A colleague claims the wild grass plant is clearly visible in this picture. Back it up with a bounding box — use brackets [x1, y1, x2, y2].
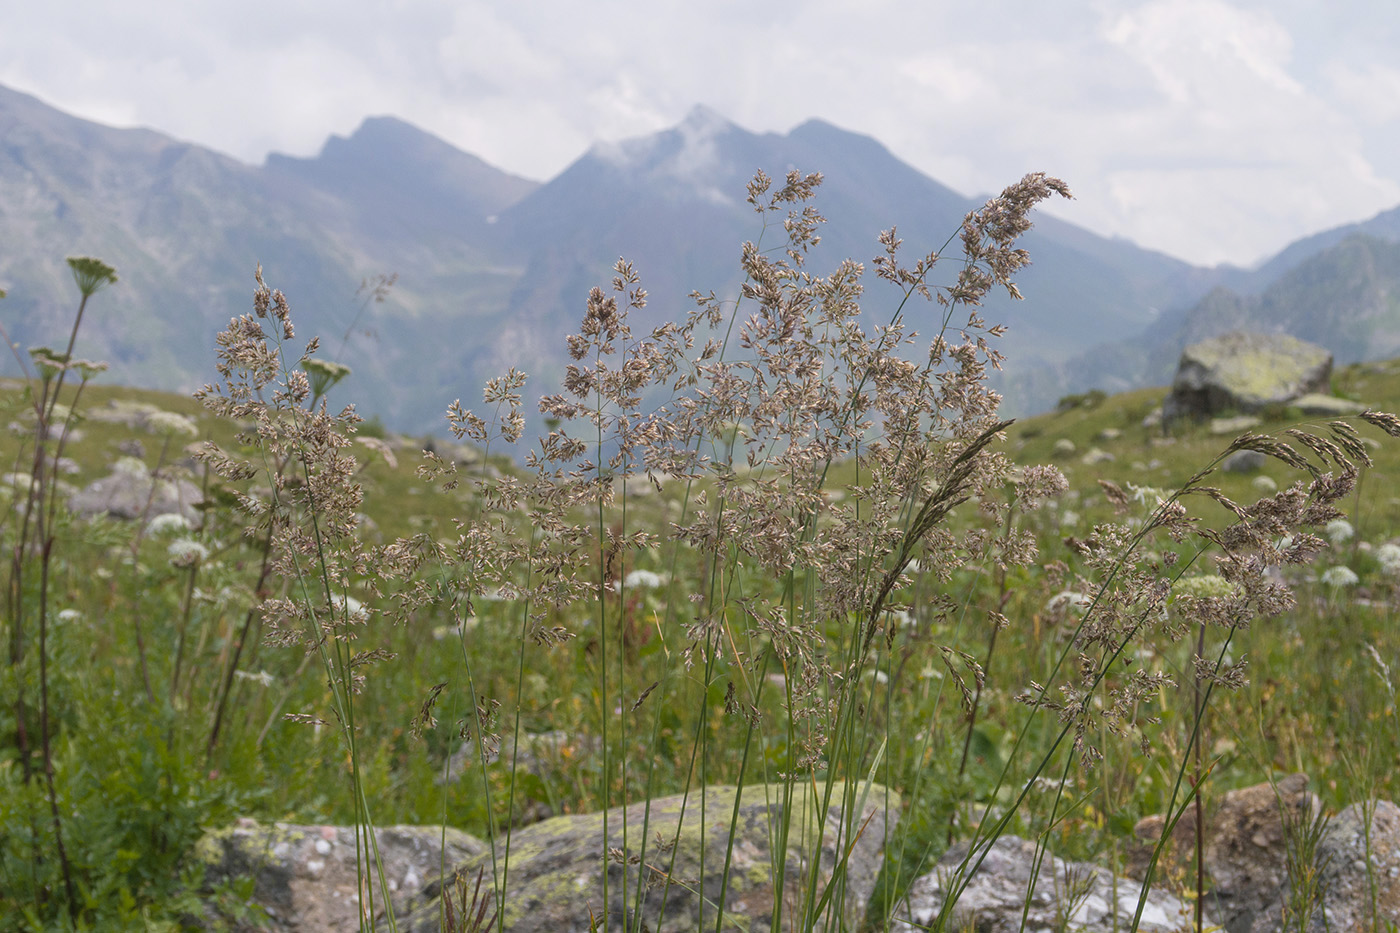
[2, 171, 1399, 932]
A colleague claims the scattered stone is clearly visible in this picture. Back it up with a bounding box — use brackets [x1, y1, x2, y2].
[88, 399, 164, 428]
[1252, 475, 1278, 494]
[1142, 407, 1164, 429]
[1052, 438, 1076, 457]
[1081, 447, 1116, 466]
[394, 783, 899, 933]
[68, 460, 203, 525]
[894, 835, 1201, 933]
[1224, 450, 1267, 473]
[1098, 428, 1122, 441]
[1164, 333, 1332, 422]
[441, 729, 599, 783]
[118, 438, 146, 458]
[199, 820, 486, 933]
[1211, 415, 1263, 436]
[1289, 393, 1366, 416]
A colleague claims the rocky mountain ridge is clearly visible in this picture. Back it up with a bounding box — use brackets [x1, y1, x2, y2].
[3, 84, 1399, 431]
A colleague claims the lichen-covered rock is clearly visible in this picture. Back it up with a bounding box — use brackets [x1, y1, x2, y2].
[393, 782, 899, 933]
[893, 835, 1200, 932]
[1164, 333, 1332, 421]
[199, 819, 486, 932]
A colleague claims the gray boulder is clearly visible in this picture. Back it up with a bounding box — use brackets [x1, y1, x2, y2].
[1164, 333, 1332, 421]
[894, 835, 1200, 932]
[1305, 799, 1400, 932]
[198, 819, 486, 932]
[394, 782, 899, 933]
[1289, 393, 1366, 416]
[68, 457, 203, 524]
[1224, 450, 1268, 473]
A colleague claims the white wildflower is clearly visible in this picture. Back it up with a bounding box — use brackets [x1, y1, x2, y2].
[1252, 475, 1278, 494]
[623, 569, 666, 590]
[1326, 519, 1355, 546]
[233, 669, 275, 687]
[1127, 484, 1167, 506]
[884, 608, 913, 630]
[1321, 566, 1359, 588]
[1174, 575, 1241, 600]
[1045, 591, 1091, 614]
[167, 538, 208, 567]
[330, 594, 370, 622]
[145, 410, 199, 438]
[114, 457, 149, 477]
[1376, 543, 1400, 576]
[147, 513, 192, 536]
[2, 472, 35, 492]
[56, 609, 82, 625]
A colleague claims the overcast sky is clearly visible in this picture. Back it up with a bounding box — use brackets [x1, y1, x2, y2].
[4, 0, 1398, 268]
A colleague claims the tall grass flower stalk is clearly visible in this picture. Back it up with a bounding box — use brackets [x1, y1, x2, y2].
[187, 170, 1400, 933]
[0, 257, 115, 921]
[195, 268, 424, 932]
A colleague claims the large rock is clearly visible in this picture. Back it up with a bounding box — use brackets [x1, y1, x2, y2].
[1205, 773, 1318, 933]
[393, 782, 899, 933]
[198, 819, 486, 932]
[1163, 333, 1332, 421]
[68, 457, 203, 524]
[894, 835, 1201, 932]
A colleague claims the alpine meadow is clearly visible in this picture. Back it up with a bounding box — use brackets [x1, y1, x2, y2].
[3, 166, 1400, 933]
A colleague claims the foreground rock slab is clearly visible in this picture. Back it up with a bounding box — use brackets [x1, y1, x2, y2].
[894, 835, 1201, 933]
[393, 782, 899, 933]
[199, 820, 485, 931]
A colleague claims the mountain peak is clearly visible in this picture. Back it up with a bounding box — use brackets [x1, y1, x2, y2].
[677, 104, 736, 136]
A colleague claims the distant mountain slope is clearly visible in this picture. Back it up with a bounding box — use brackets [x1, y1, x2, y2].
[486, 107, 1225, 397]
[1016, 233, 1400, 403]
[1224, 205, 1400, 296]
[0, 84, 539, 425]
[2, 85, 1358, 432]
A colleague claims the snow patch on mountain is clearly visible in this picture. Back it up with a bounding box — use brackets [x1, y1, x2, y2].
[591, 105, 735, 205]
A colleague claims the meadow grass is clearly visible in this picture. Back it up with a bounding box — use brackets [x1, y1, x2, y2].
[0, 173, 1397, 932]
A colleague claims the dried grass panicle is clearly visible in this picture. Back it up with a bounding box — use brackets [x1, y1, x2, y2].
[203, 165, 1400, 841]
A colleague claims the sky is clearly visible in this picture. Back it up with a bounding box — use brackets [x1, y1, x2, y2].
[4, 0, 1399, 268]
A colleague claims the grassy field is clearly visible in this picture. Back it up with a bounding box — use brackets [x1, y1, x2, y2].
[2, 181, 1398, 931]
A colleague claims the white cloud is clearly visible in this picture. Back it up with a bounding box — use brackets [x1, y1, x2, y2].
[1326, 61, 1400, 125]
[0, 0, 1397, 266]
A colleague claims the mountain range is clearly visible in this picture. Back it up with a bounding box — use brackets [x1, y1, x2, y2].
[2, 83, 1398, 433]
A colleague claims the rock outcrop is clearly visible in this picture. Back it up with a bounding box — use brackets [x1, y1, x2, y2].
[893, 835, 1200, 933]
[200, 777, 1400, 933]
[1163, 332, 1332, 422]
[198, 820, 485, 932]
[394, 782, 899, 933]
